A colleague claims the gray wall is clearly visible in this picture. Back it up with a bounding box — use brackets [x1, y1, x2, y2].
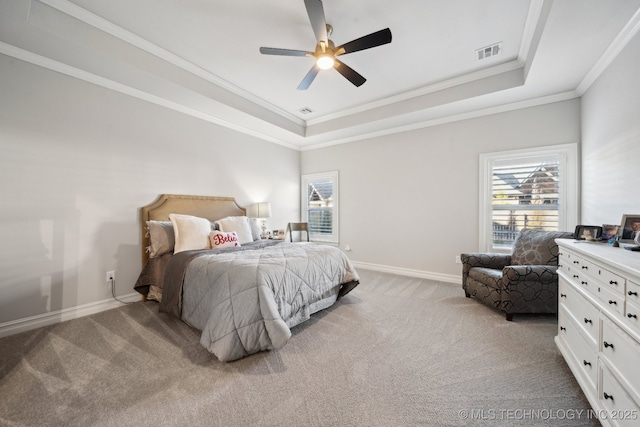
[301, 99, 581, 279]
[0, 54, 300, 325]
[581, 31, 640, 225]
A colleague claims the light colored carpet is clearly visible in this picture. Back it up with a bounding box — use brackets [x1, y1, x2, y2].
[0, 269, 597, 426]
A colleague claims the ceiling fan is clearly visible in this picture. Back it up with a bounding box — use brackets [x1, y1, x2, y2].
[259, 0, 392, 90]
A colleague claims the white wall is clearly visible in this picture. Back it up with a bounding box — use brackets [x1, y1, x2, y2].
[0, 54, 300, 325]
[301, 99, 581, 280]
[581, 31, 640, 225]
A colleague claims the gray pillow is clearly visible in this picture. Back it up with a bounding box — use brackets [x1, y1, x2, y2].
[511, 229, 572, 266]
[146, 220, 175, 257]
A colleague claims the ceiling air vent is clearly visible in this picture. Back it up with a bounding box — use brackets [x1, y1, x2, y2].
[475, 42, 502, 61]
[298, 107, 314, 114]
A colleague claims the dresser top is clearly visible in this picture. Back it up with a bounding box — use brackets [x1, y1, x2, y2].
[557, 238, 640, 282]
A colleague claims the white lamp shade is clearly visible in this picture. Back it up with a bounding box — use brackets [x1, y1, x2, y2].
[255, 202, 272, 219]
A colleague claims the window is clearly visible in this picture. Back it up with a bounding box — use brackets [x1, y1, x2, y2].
[479, 144, 578, 252]
[302, 171, 339, 243]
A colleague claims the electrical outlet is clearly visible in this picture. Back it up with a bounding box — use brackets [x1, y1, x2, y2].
[455, 256, 461, 264]
[106, 270, 115, 282]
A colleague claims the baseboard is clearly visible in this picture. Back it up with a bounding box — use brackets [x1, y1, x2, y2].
[351, 261, 462, 284]
[0, 293, 142, 339]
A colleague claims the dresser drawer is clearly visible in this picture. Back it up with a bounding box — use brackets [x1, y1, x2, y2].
[601, 319, 640, 403]
[558, 251, 577, 277]
[601, 365, 640, 427]
[597, 283, 625, 317]
[623, 299, 640, 342]
[558, 308, 597, 392]
[627, 280, 640, 305]
[581, 258, 625, 295]
[572, 268, 597, 294]
[560, 280, 599, 344]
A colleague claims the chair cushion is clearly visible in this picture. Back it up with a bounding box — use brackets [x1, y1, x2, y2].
[468, 267, 503, 289]
[511, 229, 573, 266]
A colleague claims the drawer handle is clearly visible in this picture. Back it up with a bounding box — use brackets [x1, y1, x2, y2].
[609, 280, 618, 285]
[583, 360, 591, 367]
[581, 281, 588, 285]
[573, 261, 580, 264]
[628, 313, 638, 319]
[603, 392, 614, 401]
[573, 275, 579, 278]
[582, 266, 588, 270]
[583, 318, 592, 324]
[608, 300, 617, 305]
[560, 326, 566, 331]
[603, 341, 614, 349]
[560, 293, 567, 298]
[629, 291, 638, 296]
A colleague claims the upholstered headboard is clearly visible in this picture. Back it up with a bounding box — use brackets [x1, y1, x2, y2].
[140, 194, 246, 266]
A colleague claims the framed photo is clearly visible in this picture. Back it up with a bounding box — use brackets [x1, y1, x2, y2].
[574, 225, 602, 241]
[271, 229, 286, 240]
[602, 224, 620, 241]
[619, 214, 640, 241]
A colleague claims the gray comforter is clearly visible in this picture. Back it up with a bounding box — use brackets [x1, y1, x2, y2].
[160, 241, 359, 361]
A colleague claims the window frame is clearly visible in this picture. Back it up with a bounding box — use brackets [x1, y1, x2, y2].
[301, 171, 339, 243]
[479, 143, 578, 252]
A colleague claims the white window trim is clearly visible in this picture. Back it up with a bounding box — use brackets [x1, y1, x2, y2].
[479, 143, 578, 252]
[301, 171, 339, 244]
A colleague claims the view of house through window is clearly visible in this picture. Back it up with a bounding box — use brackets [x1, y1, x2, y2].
[491, 160, 559, 246]
[479, 144, 578, 252]
[301, 171, 338, 243]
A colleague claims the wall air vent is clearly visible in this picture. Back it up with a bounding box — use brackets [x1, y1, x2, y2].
[475, 42, 502, 61]
[298, 107, 314, 114]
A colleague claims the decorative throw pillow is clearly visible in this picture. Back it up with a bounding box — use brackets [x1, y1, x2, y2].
[210, 230, 241, 249]
[146, 220, 175, 258]
[511, 229, 573, 266]
[216, 216, 254, 244]
[169, 214, 212, 254]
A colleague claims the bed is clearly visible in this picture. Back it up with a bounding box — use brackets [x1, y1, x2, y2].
[134, 194, 359, 361]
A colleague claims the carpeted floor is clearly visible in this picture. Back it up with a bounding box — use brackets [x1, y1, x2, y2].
[0, 269, 598, 426]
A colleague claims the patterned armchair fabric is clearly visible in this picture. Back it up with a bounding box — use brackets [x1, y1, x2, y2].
[461, 229, 574, 320]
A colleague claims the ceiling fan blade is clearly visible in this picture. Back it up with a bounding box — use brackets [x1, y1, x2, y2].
[334, 59, 366, 87]
[304, 0, 328, 44]
[297, 65, 320, 90]
[336, 28, 392, 55]
[259, 47, 310, 57]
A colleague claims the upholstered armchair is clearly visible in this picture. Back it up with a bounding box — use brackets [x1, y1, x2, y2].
[461, 229, 574, 321]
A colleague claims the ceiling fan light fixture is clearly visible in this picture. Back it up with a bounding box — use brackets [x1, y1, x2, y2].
[316, 54, 335, 70]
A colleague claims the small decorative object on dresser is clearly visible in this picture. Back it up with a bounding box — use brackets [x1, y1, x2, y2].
[556, 239, 640, 426]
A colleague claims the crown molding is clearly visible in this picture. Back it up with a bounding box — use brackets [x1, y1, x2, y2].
[575, 5, 640, 95]
[0, 41, 300, 150]
[36, 0, 305, 127]
[300, 91, 579, 151]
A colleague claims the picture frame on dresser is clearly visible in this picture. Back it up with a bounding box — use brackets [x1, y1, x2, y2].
[602, 224, 620, 241]
[619, 214, 640, 242]
[574, 225, 602, 241]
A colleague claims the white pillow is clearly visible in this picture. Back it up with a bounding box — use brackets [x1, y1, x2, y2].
[210, 230, 241, 249]
[169, 214, 212, 254]
[216, 216, 254, 244]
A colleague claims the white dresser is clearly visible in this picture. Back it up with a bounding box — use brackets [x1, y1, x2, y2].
[556, 240, 640, 426]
